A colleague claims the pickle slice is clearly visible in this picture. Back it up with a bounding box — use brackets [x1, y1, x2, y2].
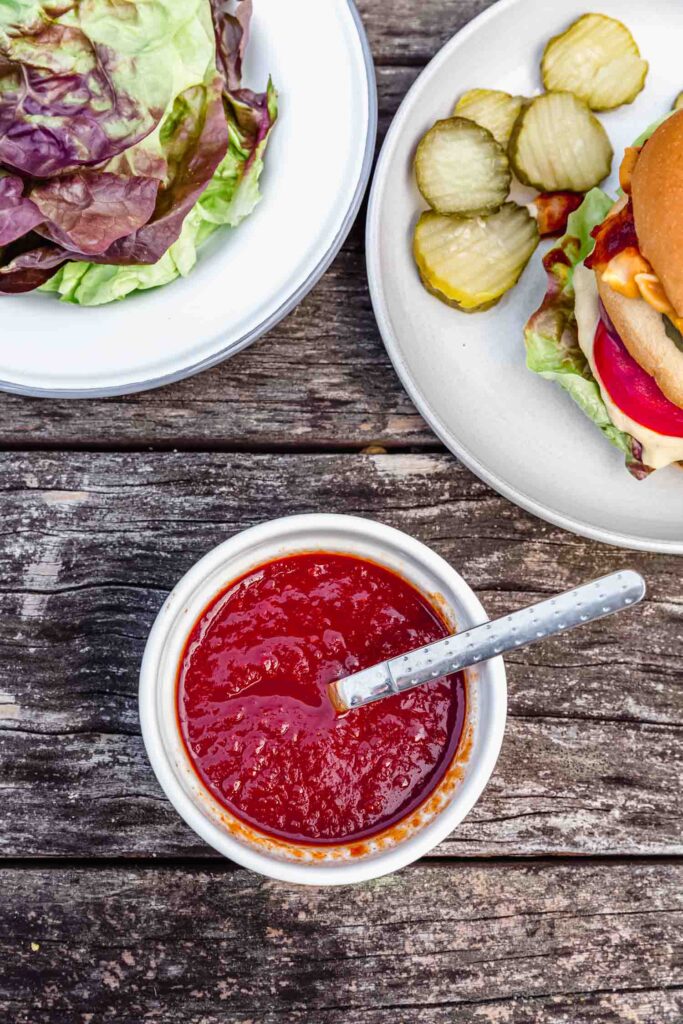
[542, 14, 648, 111]
[674, 92, 683, 112]
[509, 92, 613, 192]
[413, 203, 539, 312]
[415, 117, 511, 216]
[453, 89, 525, 148]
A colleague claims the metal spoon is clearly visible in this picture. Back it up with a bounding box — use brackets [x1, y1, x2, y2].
[329, 570, 646, 713]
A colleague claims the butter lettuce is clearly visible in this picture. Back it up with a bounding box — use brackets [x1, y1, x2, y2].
[524, 188, 651, 479]
[44, 79, 277, 304]
[0, 0, 276, 301]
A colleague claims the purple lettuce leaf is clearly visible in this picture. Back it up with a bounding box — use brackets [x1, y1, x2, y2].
[227, 86, 276, 169]
[0, 1, 271, 297]
[0, 236, 67, 293]
[211, 0, 253, 91]
[84, 79, 229, 266]
[32, 171, 160, 256]
[0, 21, 162, 178]
[0, 173, 42, 245]
[210, 0, 274, 169]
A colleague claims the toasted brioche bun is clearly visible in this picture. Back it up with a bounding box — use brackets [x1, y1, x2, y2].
[597, 272, 683, 410]
[631, 111, 683, 317]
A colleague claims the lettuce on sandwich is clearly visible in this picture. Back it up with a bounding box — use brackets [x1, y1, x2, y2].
[525, 115, 683, 479]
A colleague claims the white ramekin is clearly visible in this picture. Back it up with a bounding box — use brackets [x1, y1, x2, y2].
[139, 514, 507, 885]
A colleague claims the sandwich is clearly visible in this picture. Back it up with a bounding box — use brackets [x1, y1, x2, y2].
[525, 110, 683, 478]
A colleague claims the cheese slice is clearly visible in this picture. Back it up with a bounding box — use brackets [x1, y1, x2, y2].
[573, 263, 683, 469]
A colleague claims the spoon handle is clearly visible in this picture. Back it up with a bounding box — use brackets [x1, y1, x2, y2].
[330, 570, 646, 712]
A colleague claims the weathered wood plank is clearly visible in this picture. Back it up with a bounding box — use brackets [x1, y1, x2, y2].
[2, 861, 681, 1023]
[358, 0, 495, 66]
[0, 223, 425, 451]
[3, 716, 681, 858]
[0, 452, 681, 857]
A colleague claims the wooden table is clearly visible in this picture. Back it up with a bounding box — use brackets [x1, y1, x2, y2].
[2, 3, 682, 1021]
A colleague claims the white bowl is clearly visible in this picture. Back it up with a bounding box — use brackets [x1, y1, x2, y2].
[139, 514, 507, 884]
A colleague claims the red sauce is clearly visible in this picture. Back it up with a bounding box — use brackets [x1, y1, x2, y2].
[177, 552, 466, 845]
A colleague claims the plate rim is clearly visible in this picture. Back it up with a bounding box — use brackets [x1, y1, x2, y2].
[366, 0, 683, 556]
[1, 0, 378, 401]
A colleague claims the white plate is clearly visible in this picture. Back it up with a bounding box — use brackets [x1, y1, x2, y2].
[1, 0, 376, 397]
[367, 0, 683, 554]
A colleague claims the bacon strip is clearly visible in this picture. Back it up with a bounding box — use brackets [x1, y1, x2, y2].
[584, 199, 638, 272]
[533, 191, 584, 237]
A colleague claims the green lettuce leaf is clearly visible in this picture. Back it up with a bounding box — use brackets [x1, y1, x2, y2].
[524, 188, 651, 479]
[44, 79, 277, 305]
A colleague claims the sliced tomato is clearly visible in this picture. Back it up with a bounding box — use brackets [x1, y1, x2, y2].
[593, 319, 683, 437]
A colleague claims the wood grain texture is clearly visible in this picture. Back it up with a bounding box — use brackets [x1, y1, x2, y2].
[358, 0, 495, 65]
[2, 861, 681, 1023]
[1, 452, 681, 858]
